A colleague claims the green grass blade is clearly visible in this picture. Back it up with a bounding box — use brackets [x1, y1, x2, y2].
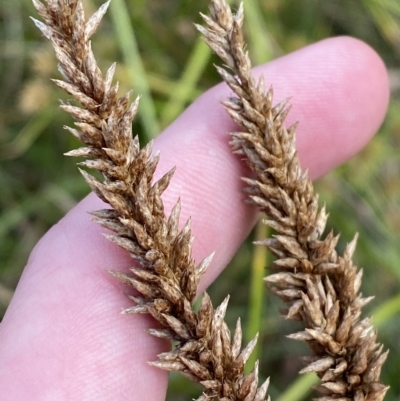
[244, 0, 278, 64]
[109, 0, 159, 140]
[0, 107, 53, 160]
[0, 183, 76, 239]
[245, 219, 268, 373]
[159, 0, 236, 128]
[147, 72, 201, 100]
[372, 293, 400, 328]
[362, 0, 400, 47]
[277, 373, 318, 401]
[160, 39, 211, 127]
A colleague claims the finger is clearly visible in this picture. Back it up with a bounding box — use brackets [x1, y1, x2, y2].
[0, 37, 389, 401]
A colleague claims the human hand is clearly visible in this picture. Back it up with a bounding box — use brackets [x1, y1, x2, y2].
[0, 37, 389, 400]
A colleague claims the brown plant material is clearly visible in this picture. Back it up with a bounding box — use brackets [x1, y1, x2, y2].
[31, 0, 269, 400]
[197, 1, 389, 400]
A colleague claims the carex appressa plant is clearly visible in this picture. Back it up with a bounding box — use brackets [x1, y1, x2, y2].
[31, 0, 388, 400]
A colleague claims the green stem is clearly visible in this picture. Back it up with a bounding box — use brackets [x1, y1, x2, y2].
[109, 0, 159, 140]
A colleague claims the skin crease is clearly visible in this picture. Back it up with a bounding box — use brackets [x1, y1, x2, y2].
[0, 37, 389, 400]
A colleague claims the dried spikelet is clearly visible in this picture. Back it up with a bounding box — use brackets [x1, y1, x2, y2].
[32, 0, 269, 399]
[198, 1, 388, 400]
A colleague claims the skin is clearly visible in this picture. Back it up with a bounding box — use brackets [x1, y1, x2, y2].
[0, 36, 389, 400]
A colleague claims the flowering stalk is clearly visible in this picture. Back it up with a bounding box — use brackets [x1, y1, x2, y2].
[31, 0, 269, 400]
[197, 1, 389, 400]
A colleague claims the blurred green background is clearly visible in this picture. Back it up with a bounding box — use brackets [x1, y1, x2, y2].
[1, 0, 400, 399]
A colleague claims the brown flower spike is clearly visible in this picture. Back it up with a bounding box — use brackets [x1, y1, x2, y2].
[197, 1, 389, 400]
[31, 0, 269, 400]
